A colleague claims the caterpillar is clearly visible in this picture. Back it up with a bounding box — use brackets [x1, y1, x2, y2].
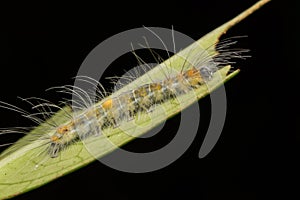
[49, 66, 207, 157]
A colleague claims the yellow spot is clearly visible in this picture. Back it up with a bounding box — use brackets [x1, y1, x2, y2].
[138, 88, 148, 97]
[186, 68, 198, 77]
[57, 126, 68, 134]
[102, 98, 113, 110]
[185, 67, 203, 86]
[51, 135, 59, 142]
[57, 122, 74, 134]
[150, 83, 162, 91]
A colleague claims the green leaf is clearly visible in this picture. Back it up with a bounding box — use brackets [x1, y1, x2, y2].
[0, 0, 270, 198]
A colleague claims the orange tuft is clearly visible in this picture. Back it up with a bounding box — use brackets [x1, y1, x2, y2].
[186, 68, 197, 77]
[57, 126, 69, 134]
[150, 83, 162, 91]
[139, 88, 148, 97]
[51, 135, 59, 142]
[102, 98, 113, 110]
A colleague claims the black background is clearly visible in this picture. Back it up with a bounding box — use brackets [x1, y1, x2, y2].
[1, 0, 297, 199]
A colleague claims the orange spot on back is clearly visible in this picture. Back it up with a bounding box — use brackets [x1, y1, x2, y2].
[102, 98, 113, 110]
[184, 67, 203, 86]
[57, 122, 74, 134]
[57, 126, 69, 134]
[51, 135, 59, 142]
[150, 83, 162, 91]
[136, 87, 148, 97]
[186, 67, 199, 77]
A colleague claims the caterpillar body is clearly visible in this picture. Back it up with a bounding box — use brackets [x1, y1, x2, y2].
[48, 66, 209, 157]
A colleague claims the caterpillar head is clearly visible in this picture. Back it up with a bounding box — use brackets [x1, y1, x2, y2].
[199, 66, 215, 81]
